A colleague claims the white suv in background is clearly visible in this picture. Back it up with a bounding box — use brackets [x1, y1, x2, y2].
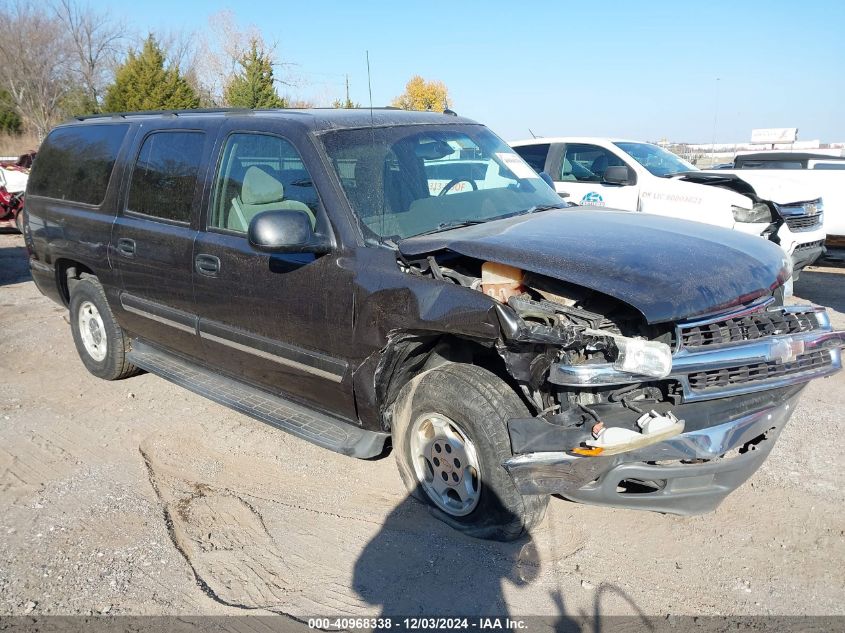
[511, 138, 826, 280]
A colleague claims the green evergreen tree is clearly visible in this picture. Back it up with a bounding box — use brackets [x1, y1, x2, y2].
[0, 90, 22, 134]
[104, 36, 199, 112]
[223, 40, 286, 109]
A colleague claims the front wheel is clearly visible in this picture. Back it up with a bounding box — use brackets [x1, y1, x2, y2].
[392, 363, 548, 541]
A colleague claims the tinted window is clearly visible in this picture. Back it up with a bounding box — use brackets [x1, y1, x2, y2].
[210, 133, 320, 233]
[740, 160, 802, 169]
[127, 131, 205, 223]
[28, 124, 129, 205]
[561, 144, 626, 182]
[513, 143, 550, 172]
[811, 162, 845, 170]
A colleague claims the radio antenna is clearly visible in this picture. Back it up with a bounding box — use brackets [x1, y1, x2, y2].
[366, 50, 374, 127]
[529, 128, 537, 138]
[365, 50, 382, 236]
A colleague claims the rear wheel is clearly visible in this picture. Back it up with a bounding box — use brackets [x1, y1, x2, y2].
[392, 363, 548, 541]
[69, 276, 139, 380]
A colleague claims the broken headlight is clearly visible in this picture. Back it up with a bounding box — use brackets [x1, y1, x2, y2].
[612, 337, 673, 379]
[732, 203, 772, 224]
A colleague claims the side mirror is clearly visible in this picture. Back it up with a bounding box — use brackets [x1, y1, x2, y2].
[538, 171, 555, 189]
[603, 165, 636, 186]
[248, 210, 330, 254]
[539, 171, 569, 198]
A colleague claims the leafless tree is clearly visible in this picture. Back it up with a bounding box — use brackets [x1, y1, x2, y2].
[194, 10, 295, 106]
[0, 1, 73, 139]
[53, 0, 126, 110]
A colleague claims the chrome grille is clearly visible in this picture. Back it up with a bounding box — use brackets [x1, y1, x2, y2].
[688, 350, 832, 392]
[679, 307, 820, 350]
[794, 239, 824, 252]
[785, 214, 823, 231]
[671, 301, 843, 402]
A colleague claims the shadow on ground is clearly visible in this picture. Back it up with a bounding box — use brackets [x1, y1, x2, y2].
[0, 238, 30, 287]
[352, 493, 651, 630]
[794, 268, 845, 313]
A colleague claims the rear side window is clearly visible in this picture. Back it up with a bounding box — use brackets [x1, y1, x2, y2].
[513, 143, 550, 173]
[127, 131, 205, 223]
[28, 124, 129, 205]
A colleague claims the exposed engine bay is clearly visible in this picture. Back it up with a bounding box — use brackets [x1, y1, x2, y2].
[399, 253, 684, 455]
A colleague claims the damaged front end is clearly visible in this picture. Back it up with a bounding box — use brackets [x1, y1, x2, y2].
[400, 252, 845, 515]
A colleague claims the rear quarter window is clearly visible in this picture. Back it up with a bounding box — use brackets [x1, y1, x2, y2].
[513, 143, 550, 173]
[27, 124, 129, 205]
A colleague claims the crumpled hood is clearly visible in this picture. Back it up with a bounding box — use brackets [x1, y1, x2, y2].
[684, 170, 820, 205]
[398, 208, 790, 324]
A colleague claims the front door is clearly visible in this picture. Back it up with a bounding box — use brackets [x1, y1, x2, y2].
[552, 143, 640, 211]
[192, 131, 356, 419]
[112, 128, 209, 360]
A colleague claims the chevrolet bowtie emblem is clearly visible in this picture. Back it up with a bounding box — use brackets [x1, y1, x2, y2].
[771, 337, 806, 364]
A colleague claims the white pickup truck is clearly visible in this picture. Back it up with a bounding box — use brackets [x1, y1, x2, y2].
[510, 137, 826, 278]
[712, 151, 844, 247]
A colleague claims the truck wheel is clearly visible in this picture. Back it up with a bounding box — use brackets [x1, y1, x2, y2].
[392, 363, 548, 541]
[69, 276, 138, 380]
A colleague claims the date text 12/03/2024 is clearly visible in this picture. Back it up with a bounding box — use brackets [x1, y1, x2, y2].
[307, 617, 528, 630]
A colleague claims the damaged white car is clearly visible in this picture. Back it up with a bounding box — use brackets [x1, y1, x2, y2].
[511, 138, 826, 284]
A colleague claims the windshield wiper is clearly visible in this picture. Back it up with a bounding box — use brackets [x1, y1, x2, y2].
[410, 219, 487, 238]
[504, 203, 568, 218]
[407, 205, 567, 239]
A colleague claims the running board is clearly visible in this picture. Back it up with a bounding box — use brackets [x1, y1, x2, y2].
[127, 340, 388, 458]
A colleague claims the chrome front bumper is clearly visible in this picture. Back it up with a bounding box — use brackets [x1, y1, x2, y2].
[503, 389, 802, 515]
[524, 302, 844, 514]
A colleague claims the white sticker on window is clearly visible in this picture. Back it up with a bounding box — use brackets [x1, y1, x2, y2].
[496, 152, 538, 180]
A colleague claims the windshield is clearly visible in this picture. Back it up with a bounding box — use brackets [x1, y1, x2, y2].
[614, 142, 698, 177]
[320, 124, 564, 240]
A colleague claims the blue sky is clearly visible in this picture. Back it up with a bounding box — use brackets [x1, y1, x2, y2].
[90, 0, 844, 143]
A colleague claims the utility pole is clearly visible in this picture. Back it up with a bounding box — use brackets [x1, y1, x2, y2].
[345, 74, 350, 107]
[711, 77, 720, 167]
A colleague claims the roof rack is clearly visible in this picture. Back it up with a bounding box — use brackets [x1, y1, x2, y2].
[74, 108, 256, 121]
[74, 106, 403, 121]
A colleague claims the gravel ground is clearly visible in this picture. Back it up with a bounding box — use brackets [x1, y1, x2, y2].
[1, 230, 843, 620]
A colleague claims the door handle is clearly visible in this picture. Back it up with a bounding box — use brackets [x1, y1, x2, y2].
[117, 238, 135, 257]
[195, 254, 221, 277]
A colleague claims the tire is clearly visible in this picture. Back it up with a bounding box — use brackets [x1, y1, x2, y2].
[391, 363, 548, 541]
[14, 209, 23, 234]
[69, 276, 139, 380]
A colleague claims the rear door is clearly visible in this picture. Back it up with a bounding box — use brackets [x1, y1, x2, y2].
[191, 126, 356, 419]
[551, 143, 640, 210]
[112, 125, 212, 360]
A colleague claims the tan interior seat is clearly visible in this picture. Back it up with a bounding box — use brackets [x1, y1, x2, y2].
[228, 166, 316, 233]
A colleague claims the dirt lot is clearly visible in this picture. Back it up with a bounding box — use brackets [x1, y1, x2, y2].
[1, 230, 844, 620]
